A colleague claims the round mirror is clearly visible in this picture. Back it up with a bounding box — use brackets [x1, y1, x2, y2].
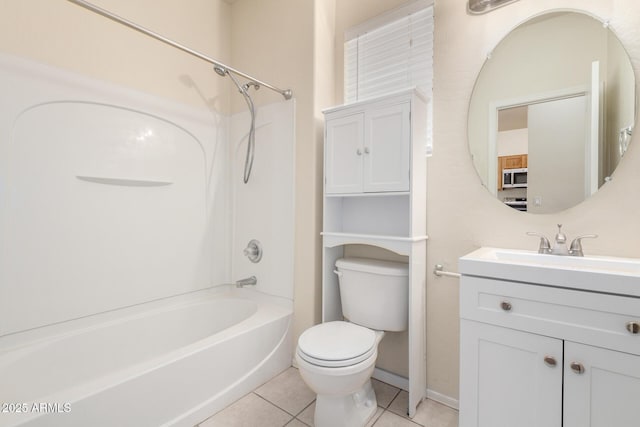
[468, 11, 636, 214]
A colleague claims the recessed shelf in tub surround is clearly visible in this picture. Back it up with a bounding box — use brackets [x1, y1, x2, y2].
[75, 175, 173, 187]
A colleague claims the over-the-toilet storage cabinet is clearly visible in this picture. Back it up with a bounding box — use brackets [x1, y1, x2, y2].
[321, 89, 427, 417]
[459, 275, 640, 427]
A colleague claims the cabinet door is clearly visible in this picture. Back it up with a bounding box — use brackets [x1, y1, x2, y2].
[363, 102, 410, 192]
[325, 113, 364, 194]
[459, 320, 562, 427]
[564, 342, 640, 427]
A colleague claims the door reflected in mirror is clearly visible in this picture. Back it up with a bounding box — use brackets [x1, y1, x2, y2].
[468, 11, 636, 214]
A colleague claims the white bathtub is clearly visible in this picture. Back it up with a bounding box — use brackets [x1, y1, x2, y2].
[0, 287, 293, 427]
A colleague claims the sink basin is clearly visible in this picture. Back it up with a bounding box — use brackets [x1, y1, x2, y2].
[459, 247, 640, 297]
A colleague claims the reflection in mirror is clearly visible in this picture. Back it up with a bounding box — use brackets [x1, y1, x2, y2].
[468, 11, 636, 214]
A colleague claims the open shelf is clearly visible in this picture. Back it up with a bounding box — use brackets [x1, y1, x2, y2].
[321, 232, 428, 256]
[324, 194, 412, 237]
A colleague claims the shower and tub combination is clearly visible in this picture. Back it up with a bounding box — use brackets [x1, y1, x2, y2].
[0, 2, 295, 426]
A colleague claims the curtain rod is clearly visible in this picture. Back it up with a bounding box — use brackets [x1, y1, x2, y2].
[66, 0, 293, 100]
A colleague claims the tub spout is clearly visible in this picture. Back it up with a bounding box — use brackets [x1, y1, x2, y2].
[235, 276, 257, 288]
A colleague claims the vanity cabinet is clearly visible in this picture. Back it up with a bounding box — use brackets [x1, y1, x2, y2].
[324, 95, 411, 194]
[459, 275, 640, 427]
[321, 89, 427, 417]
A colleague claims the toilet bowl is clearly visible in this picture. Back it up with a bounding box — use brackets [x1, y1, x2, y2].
[295, 321, 384, 427]
[295, 258, 409, 427]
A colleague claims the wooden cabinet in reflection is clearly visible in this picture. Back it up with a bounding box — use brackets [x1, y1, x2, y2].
[497, 154, 528, 190]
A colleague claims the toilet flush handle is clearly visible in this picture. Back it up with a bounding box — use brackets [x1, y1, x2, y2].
[333, 270, 343, 278]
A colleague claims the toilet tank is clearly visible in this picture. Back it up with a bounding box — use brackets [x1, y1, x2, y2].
[335, 257, 409, 332]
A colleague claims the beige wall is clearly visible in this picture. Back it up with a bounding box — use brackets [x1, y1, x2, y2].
[230, 0, 325, 344]
[229, 0, 414, 357]
[0, 0, 232, 113]
[431, 0, 640, 400]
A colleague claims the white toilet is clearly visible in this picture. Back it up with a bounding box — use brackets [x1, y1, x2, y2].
[295, 257, 409, 427]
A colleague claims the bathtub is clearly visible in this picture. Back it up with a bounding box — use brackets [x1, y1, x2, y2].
[0, 287, 293, 427]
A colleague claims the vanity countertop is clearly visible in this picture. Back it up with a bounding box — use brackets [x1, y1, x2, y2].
[459, 247, 640, 298]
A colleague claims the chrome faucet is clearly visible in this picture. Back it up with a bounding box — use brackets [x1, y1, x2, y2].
[235, 276, 257, 288]
[551, 224, 568, 255]
[527, 224, 597, 257]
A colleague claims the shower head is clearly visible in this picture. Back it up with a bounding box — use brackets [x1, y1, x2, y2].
[214, 65, 228, 77]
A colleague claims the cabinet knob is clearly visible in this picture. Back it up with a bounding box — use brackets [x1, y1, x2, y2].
[543, 356, 557, 367]
[364, 147, 370, 154]
[570, 362, 585, 374]
[626, 321, 640, 334]
[356, 148, 363, 155]
[500, 301, 512, 312]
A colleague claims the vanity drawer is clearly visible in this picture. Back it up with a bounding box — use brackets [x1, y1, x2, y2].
[460, 276, 640, 355]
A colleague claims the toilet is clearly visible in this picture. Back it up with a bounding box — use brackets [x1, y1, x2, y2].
[295, 257, 409, 427]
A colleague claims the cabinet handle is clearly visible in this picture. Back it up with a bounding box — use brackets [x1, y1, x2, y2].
[570, 362, 585, 374]
[626, 321, 640, 334]
[356, 148, 363, 156]
[364, 147, 370, 154]
[500, 301, 512, 312]
[543, 356, 557, 367]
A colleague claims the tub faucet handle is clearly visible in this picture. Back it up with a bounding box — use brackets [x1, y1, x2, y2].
[243, 239, 263, 263]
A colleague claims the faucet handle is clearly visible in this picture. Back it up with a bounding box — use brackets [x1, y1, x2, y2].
[526, 232, 551, 254]
[569, 234, 598, 257]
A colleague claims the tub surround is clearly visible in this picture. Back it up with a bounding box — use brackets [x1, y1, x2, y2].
[0, 52, 226, 336]
[0, 52, 295, 426]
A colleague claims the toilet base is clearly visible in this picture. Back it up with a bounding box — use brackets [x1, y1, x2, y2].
[314, 379, 378, 427]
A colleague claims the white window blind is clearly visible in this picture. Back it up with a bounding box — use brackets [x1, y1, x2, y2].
[345, 6, 434, 155]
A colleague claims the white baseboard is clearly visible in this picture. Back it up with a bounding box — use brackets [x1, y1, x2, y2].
[373, 368, 409, 391]
[426, 389, 459, 410]
[372, 368, 459, 410]
[295, 364, 459, 411]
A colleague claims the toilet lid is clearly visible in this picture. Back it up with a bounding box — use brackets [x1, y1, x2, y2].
[297, 321, 377, 368]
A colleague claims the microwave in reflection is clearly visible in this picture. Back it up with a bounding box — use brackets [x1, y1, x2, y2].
[503, 167, 527, 188]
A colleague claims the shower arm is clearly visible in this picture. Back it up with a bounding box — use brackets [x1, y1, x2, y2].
[66, 0, 293, 100]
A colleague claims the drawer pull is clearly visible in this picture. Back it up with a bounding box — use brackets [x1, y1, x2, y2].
[626, 321, 640, 334]
[543, 356, 557, 367]
[570, 362, 585, 374]
[500, 301, 512, 312]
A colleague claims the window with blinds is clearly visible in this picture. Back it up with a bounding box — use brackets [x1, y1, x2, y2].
[345, 5, 434, 154]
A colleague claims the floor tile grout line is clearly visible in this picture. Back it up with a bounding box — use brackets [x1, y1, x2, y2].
[292, 417, 312, 427]
[370, 408, 424, 427]
[294, 399, 316, 418]
[251, 391, 296, 421]
[385, 388, 401, 408]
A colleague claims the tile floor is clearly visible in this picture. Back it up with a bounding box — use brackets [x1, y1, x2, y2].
[197, 367, 458, 427]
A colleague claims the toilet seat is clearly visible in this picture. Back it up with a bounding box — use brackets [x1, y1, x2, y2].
[297, 321, 377, 368]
